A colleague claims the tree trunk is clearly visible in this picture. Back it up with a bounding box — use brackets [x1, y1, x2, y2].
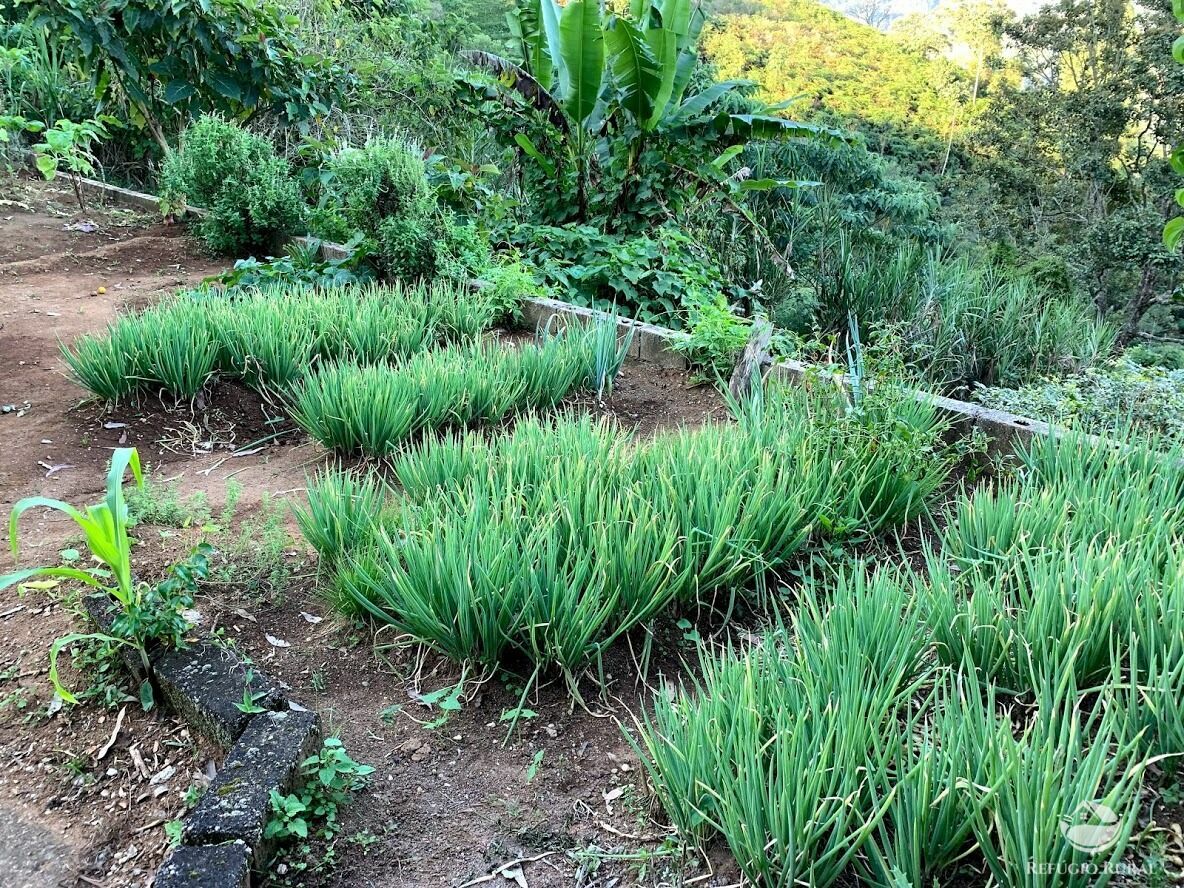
[1115, 263, 1158, 349]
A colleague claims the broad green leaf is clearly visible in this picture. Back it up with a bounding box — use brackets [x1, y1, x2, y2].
[163, 80, 197, 103]
[643, 26, 678, 129]
[1174, 34, 1184, 64]
[536, 0, 567, 92]
[9, 495, 88, 557]
[740, 177, 821, 191]
[0, 566, 106, 593]
[140, 679, 155, 711]
[1164, 216, 1184, 250]
[34, 153, 57, 179]
[667, 80, 751, 127]
[1171, 146, 1184, 176]
[558, 0, 604, 126]
[605, 16, 659, 126]
[513, 133, 557, 177]
[709, 144, 744, 170]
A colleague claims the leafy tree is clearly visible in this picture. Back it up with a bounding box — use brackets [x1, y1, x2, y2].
[1166, 0, 1184, 249]
[955, 0, 1184, 348]
[700, 0, 974, 164]
[19, 0, 347, 151]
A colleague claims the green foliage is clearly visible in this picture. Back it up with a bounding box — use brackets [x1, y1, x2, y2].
[29, 116, 116, 207]
[25, 0, 345, 149]
[977, 359, 1184, 441]
[700, 0, 971, 145]
[375, 213, 435, 281]
[476, 257, 549, 320]
[635, 571, 935, 887]
[304, 377, 952, 676]
[212, 240, 372, 291]
[266, 738, 373, 843]
[160, 116, 304, 255]
[319, 137, 432, 237]
[375, 209, 493, 283]
[511, 222, 736, 323]
[809, 244, 1114, 394]
[924, 430, 1184, 697]
[127, 477, 211, 528]
[290, 321, 626, 456]
[956, 0, 1184, 347]
[293, 469, 389, 572]
[671, 293, 751, 380]
[0, 449, 209, 705]
[61, 282, 501, 404]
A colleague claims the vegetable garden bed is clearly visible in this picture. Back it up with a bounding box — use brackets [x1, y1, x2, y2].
[3, 176, 1184, 888]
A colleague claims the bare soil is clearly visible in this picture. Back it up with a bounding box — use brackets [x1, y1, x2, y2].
[0, 176, 736, 887]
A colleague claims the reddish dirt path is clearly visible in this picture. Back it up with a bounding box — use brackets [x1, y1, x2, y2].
[0, 177, 323, 887]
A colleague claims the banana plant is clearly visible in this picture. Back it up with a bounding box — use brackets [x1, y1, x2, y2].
[463, 0, 840, 220]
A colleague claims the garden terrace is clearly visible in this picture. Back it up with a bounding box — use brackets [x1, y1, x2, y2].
[2, 176, 1184, 888]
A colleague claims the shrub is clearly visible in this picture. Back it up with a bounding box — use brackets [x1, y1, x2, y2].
[509, 222, 739, 325]
[977, 358, 1184, 441]
[375, 213, 436, 280]
[160, 116, 304, 255]
[477, 257, 549, 321]
[321, 137, 432, 236]
[671, 293, 751, 382]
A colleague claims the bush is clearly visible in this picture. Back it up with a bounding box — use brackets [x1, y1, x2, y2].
[977, 358, 1184, 440]
[374, 208, 492, 284]
[375, 214, 435, 280]
[671, 293, 752, 382]
[509, 222, 738, 325]
[320, 137, 432, 236]
[478, 258, 549, 321]
[160, 116, 304, 255]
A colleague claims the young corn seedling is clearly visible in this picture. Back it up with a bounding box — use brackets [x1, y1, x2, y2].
[1, 449, 152, 702]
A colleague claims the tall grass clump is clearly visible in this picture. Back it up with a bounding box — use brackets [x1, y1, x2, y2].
[61, 315, 144, 403]
[637, 576, 1152, 887]
[291, 321, 630, 457]
[635, 571, 934, 887]
[923, 429, 1184, 695]
[810, 243, 1114, 394]
[61, 281, 503, 404]
[302, 377, 955, 676]
[958, 668, 1148, 888]
[293, 467, 388, 571]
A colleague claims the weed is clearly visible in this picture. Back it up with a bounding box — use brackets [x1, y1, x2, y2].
[265, 737, 373, 875]
[127, 477, 211, 528]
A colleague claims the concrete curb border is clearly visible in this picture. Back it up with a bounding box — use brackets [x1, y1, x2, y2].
[82, 596, 321, 888]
